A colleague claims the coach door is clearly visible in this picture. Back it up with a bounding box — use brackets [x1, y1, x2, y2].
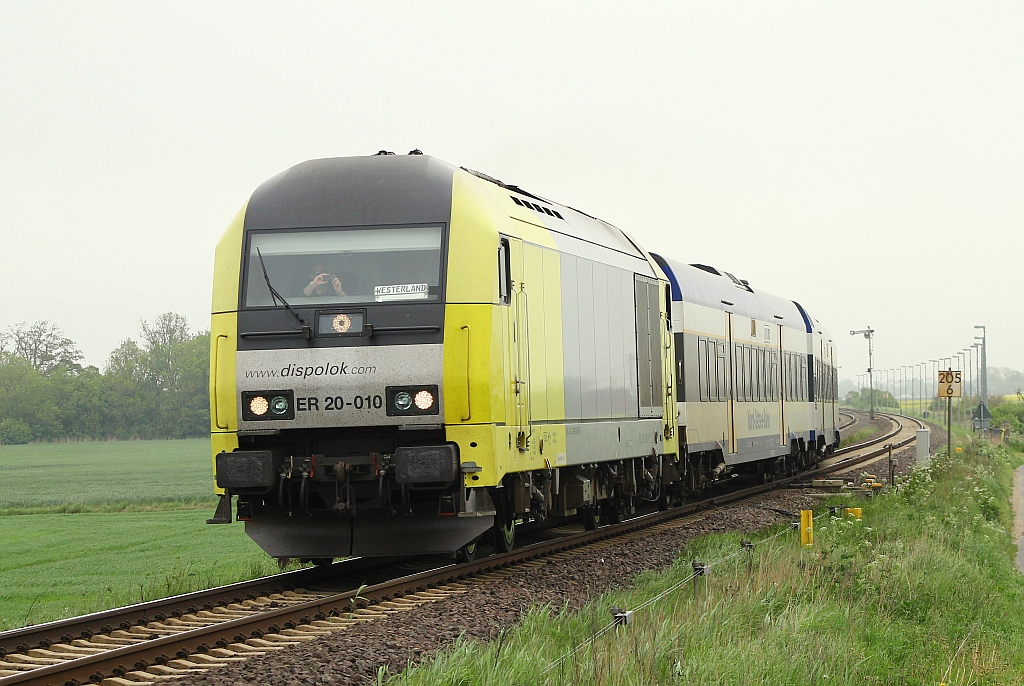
[502, 237, 531, 451]
[726, 313, 737, 454]
[777, 324, 786, 447]
[634, 275, 664, 420]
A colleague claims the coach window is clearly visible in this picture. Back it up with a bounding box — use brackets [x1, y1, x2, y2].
[703, 339, 713, 402]
[771, 351, 779, 401]
[674, 333, 685, 401]
[783, 353, 789, 401]
[749, 347, 757, 402]
[708, 341, 716, 401]
[745, 346, 753, 402]
[498, 238, 511, 305]
[698, 338, 709, 402]
[800, 356, 808, 401]
[785, 353, 792, 402]
[757, 348, 765, 402]
[792, 355, 799, 401]
[716, 341, 727, 401]
[752, 347, 760, 402]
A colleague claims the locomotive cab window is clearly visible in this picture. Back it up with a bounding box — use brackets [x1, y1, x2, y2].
[243, 225, 444, 308]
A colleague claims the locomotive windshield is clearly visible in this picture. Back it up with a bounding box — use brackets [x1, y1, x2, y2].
[243, 225, 444, 307]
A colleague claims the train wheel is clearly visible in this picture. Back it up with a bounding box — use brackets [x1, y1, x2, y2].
[493, 518, 516, 553]
[457, 536, 480, 563]
[581, 505, 601, 530]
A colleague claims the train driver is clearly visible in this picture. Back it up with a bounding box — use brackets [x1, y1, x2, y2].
[302, 262, 347, 297]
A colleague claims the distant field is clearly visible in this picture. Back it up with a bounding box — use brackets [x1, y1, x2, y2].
[0, 439, 214, 513]
[0, 510, 284, 630]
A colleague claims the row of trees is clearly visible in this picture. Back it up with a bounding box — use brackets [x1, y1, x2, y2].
[843, 388, 901, 411]
[0, 314, 209, 444]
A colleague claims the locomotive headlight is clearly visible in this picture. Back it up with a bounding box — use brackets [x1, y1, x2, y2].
[316, 311, 364, 337]
[249, 396, 270, 416]
[270, 395, 290, 415]
[385, 385, 440, 416]
[414, 390, 435, 410]
[242, 390, 295, 421]
[331, 313, 352, 333]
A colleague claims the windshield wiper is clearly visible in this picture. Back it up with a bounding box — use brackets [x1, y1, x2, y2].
[254, 247, 311, 339]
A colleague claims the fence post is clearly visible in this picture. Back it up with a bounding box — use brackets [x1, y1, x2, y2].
[692, 560, 706, 602]
[800, 510, 813, 547]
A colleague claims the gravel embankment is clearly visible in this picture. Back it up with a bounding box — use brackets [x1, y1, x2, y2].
[174, 490, 823, 686]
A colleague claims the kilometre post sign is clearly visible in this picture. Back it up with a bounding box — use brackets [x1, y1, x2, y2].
[937, 370, 962, 398]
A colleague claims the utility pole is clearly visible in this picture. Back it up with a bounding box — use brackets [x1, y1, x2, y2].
[851, 328, 876, 419]
[971, 342, 981, 429]
[902, 366, 908, 413]
[954, 354, 962, 430]
[964, 348, 974, 432]
[929, 359, 939, 417]
[924, 363, 929, 415]
[974, 325, 988, 431]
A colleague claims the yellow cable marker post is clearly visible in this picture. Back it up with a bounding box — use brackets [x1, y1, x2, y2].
[800, 509, 813, 547]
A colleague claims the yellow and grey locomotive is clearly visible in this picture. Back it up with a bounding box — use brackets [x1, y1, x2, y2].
[207, 153, 838, 560]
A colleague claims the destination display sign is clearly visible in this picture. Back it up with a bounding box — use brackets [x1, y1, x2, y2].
[374, 283, 428, 301]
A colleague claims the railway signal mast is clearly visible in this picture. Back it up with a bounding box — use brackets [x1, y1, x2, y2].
[851, 327, 876, 419]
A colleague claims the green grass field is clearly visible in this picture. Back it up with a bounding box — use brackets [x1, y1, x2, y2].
[0, 510, 277, 630]
[0, 439, 215, 514]
[0, 439, 294, 630]
[394, 440, 1024, 685]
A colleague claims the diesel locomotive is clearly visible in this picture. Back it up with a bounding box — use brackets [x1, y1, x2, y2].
[207, 152, 839, 561]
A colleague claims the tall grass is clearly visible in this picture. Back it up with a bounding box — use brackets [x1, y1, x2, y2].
[394, 440, 1024, 685]
[840, 427, 875, 446]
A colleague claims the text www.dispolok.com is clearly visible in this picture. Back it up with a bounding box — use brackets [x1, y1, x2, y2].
[245, 363, 377, 379]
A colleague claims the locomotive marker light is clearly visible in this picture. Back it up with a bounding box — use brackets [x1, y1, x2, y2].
[394, 391, 413, 411]
[936, 369, 962, 459]
[270, 395, 290, 415]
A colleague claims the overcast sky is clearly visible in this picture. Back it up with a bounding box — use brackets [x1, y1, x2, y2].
[1, 2, 1020, 382]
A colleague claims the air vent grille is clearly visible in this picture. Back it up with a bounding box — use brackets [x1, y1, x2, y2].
[510, 195, 563, 220]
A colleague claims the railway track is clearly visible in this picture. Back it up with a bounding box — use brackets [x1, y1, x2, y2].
[0, 412, 917, 686]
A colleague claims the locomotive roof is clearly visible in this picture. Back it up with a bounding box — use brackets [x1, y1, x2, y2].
[651, 254, 813, 333]
[244, 154, 458, 231]
[245, 154, 651, 266]
[242, 154, 826, 338]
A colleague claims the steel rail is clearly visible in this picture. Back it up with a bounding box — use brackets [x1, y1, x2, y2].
[1, 414, 914, 686]
[0, 555, 415, 659]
